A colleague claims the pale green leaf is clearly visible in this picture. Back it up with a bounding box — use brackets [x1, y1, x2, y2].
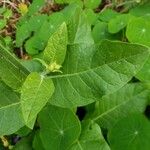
[50, 40, 149, 108]
[21, 72, 55, 127]
[43, 22, 68, 65]
[38, 104, 81, 150]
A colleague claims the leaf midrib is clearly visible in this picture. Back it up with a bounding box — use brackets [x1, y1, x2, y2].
[93, 88, 147, 122]
[49, 51, 148, 79]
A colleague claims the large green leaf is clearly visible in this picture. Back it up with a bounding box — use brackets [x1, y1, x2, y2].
[91, 83, 149, 129]
[21, 72, 55, 127]
[38, 105, 81, 150]
[0, 81, 24, 136]
[108, 114, 150, 150]
[0, 43, 29, 89]
[50, 40, 149, 108]
[70, 120, 110, 150]
[126, 18, 150, 47]
[43, 22, 68, 65]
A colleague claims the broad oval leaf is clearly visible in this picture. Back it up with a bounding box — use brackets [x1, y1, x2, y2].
[0, 81, 24, 136]
[108, 14, 134, 34]
[70, 120, 110, 150]
[91, 83, 149, 129]
[108, 114, 150, 150]
[50, 40, 149, 108]
[38, 104, 81, 150]
[0, 43, 29, 89]
[126, 18, 150, 47]
[21, 72, 55, 127]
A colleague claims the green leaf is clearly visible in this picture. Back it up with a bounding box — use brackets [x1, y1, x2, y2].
[108, 114, 150, 150]
[126, 18, 150, 47]
[25, 13, 65, 55]
[33, 131, 45, 150]
[21, 60, 43, 72]
[50, 40, 149, 108]
[27, 0, 45, 16]
[67, 11, 94, 46]
[43, 22, 68, 65]
[92, 21, 120, 43]
[91, 83, 149, 129]
[21, 72, 55, 127]
[3, 9, 12, 19]
[16, 14, 48, 47]
[0, 43, 29, 89]
[84, 9, 98, 25]
[0, 19, 6, 30]
[130, 2, 150, 17]
[0, 81, 24, 136]
[84, 0, 101, 9]
[98, 9, 119, 22]
[16, 23, 31, 47]
[136, 56, 150, 82]
[108, 14, 134, 33]
[38, 104, 81, 150]
[70, 120, 110, 150]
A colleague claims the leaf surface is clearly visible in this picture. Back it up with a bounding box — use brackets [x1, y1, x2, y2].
[108, 114, 150, 150]
[38, 105, 81, 150]
[0, 81, 24, 136]
[91, 83, 149, 129]
[0, 43, 29, 89]
[70, 120, 110, 150]
[50, 40, 149, 107]
[21, 72, 54, 127]
[43, 22, 68, 65]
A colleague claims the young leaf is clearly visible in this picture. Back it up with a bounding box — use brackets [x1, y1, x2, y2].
[108, 14, 134, 34]
[126, 18, 150, 47]
[21, 72, 55, 127]
[92, 21, 120, 43]
[84, 0, 101, 9]
[27, 0, 45, 16]
[43, 22, 68, 65]
[50, 40, 149, 108]
[91, 83, 149, 129]
[0, 43, 29, 89]
[98, 9, 119, 22]
[38, 105, 81, 150]
[70, 120, 110, 150]
[108, 114, 150, 150]
[0, 81, 24, 136]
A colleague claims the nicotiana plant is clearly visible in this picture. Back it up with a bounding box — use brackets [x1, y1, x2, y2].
[0, 0, 150, 150]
